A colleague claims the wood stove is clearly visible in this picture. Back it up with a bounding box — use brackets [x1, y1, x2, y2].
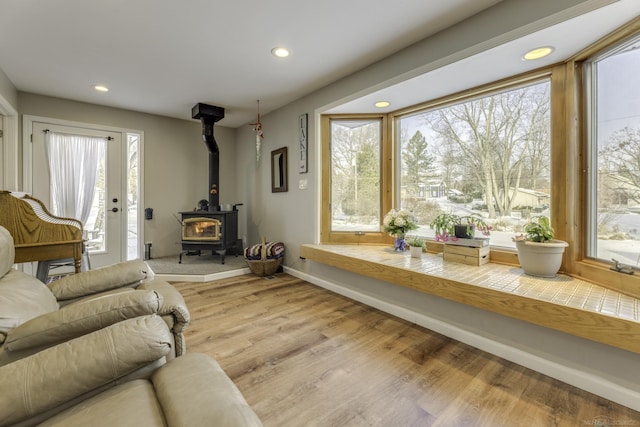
[178, 103, 240, 265]
[179, 210, 238, 264]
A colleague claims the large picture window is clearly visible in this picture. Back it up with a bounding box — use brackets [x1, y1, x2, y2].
[585, 35, 640, 266]
[397, 80, 551, 249]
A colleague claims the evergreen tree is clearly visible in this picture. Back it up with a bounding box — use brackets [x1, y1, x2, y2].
[402, 130, 435, 198]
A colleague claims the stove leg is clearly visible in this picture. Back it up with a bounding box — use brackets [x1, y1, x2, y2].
[216, 249, 227, 264]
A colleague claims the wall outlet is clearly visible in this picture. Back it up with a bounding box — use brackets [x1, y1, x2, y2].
[299, 179, 308, 190]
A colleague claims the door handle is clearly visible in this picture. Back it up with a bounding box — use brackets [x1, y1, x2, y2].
[112, 207, 119, 213]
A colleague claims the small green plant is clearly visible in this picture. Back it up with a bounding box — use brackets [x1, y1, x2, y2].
[429, 213, 491, 242]
[517, 215, 555, 243]
[405, 236, 425, 248]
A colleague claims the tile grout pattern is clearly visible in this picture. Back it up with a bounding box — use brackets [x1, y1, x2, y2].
[311, 245, 640, 322]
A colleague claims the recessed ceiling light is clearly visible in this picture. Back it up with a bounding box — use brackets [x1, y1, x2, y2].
[93, 84, 109, 92]
[271, 47, 290, 58]
[375, 101, 390, 108]
[522, 46, 554, 61]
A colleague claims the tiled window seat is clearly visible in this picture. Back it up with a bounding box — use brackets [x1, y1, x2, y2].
[299, 244, 640, 354]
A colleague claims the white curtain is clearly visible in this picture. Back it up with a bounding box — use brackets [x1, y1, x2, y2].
[45, 132, 106, 225]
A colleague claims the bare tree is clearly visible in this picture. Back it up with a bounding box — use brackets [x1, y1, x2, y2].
[424, 82, 550, 217]
[599, 126, 640, 206]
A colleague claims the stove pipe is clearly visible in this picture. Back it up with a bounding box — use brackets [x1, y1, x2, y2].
[192, 103, 225, 210]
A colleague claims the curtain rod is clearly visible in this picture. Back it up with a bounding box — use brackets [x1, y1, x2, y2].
[43, 129, 114, 141]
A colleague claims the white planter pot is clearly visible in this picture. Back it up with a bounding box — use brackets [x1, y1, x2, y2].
[409, 246, 423, 258]
[515, 239, 568, 277]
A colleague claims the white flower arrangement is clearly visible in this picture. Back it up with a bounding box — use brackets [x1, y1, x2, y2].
[383, 209, 418, 237]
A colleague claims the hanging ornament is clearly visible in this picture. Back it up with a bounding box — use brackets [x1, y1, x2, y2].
[249, 100, 264, 162]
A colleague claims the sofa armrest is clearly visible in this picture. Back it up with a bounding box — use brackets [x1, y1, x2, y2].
[138, 279, 190, 356]
[152, 353, 263, 427]
[0, 315, 172, 427]
[48, 259, 149, 302]
[138, 279, 190, 330]
[4, 289, 162, 354]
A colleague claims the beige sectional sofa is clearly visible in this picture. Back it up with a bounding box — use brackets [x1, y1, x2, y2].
[0, 225, 263, 426]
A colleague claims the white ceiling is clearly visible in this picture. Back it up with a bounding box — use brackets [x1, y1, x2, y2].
[0, 1, 638, 128]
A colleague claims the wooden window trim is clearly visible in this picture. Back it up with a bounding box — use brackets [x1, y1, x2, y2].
[320, 114, 391, 245]
[567, 17, 640, 297]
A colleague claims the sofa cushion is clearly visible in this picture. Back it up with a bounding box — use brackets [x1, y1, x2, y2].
[4, 289, 163, 352]
[48, 259, 149, 301]
[34, 353, 264, 427]
[0, 225, 15, 279]
[152, 353, 263, 427]
[38, 380, 166, 426]
[0, 269, 59, 334]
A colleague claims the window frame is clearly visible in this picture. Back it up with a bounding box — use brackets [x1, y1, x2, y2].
[571, 18, 640, 296]
[321, 114, 391, 244]
[393, 74, 553, 251]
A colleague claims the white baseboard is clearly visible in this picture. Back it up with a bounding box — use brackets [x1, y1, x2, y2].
[284, 266, 640, 412]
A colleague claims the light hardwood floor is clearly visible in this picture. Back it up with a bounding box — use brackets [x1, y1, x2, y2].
[172, 273, 640, 427]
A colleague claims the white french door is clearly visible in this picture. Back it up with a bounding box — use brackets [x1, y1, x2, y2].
[30, 121, 124, 268]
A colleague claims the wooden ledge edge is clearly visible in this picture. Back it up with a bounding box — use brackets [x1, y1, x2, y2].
[300, 244, 640, 355]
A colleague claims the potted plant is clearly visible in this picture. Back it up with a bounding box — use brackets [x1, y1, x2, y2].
[513, 215, 568, 277]
[383, 209, 418, 251]
[405, 236, 425, 258]
[429, 213, 491, 242]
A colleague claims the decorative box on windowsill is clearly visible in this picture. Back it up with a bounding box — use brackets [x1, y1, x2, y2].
[443, 240, 490, 266]
[444, 237, 489, 248]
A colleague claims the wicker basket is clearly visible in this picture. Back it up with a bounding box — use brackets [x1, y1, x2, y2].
[246, 237, 283, 277]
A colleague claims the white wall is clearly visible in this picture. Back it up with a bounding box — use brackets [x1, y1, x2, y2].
[235, 101, 317, 251]
[0, 67, 17, 110]
[18, 93, 237, 258]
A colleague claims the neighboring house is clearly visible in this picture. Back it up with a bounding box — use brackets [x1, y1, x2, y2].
[508, 187, 550, 209]
[427, 181, 447, 198]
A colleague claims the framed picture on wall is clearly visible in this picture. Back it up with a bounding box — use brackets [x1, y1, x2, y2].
[299, 113, 308, 173]
[271, 146, 288, 193]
